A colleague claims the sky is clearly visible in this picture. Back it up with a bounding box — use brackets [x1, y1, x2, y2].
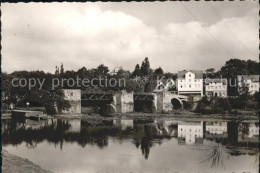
[1, 1, 258, 74]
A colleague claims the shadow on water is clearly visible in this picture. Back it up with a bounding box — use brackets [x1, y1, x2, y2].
[1, 118, 259, 162]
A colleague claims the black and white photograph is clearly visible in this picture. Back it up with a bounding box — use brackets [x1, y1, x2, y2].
[1, 1, 259, 173]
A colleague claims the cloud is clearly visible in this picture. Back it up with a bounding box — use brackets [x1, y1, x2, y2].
[1, 3, 258, 73]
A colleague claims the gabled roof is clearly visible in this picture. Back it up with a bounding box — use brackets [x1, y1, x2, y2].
[157, 78, 174, 86]
[177, 70, 203, 79]
[237, 75, 259, 82]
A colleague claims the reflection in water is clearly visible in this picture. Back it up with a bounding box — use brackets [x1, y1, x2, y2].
[1, 118, 259, 171]
[178, 121, 203, 145]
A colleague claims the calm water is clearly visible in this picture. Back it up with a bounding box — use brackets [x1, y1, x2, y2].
[1, 117, 259, 173]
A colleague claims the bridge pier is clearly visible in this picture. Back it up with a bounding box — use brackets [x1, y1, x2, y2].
[155, 92, 188, 112]
[115, 90, 134, 113]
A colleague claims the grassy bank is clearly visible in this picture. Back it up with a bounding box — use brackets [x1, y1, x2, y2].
[1, 150, 53, 173]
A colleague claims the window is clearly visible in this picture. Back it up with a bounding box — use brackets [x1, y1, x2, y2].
[195, 79, 197, 82]
[223, 92, 225, 96]
[189, 84, 191, 88]
[180, 85, 183, 88]
[189, 79, 191, 82]
[189, 74, 191, 77]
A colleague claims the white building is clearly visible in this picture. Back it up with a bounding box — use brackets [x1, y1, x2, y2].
[177, 70, 203, 96]
[205, 78, 228, 97]
[237, 75, 259, 95]
[178, 121, 203, 145]
[206, 122, 227, 135]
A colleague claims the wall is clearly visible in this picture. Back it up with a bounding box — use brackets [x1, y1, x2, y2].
[120, 90, 134, 113]
[156, 92, 164, 113]
[162, 92, 182, 112]
[62, 89, 81, 114]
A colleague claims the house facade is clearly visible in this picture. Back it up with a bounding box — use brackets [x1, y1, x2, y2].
[237, 75, 259, 95]
[177, 70, 203, 96]
[205, 78, 227, 97]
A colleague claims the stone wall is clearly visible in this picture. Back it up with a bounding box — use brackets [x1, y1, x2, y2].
[62, 89, 81, 114]
[120, 90, 134, 113]
[156, 92, 163, 113]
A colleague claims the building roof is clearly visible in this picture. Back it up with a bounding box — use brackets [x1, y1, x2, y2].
[237, 75, 259, 82]
[204, 78, 227, 85]
[177, 70, 203, 79]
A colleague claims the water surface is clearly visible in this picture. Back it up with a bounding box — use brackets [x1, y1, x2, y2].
[2, 117, 259, 173]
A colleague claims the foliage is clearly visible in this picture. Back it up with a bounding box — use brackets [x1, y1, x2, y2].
[195, 96, 230, 114]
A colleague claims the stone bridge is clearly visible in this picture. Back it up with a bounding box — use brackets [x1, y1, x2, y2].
[63, 89, 190, 114]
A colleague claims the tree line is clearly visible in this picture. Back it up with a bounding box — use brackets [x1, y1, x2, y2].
[1, 57, 259, 114]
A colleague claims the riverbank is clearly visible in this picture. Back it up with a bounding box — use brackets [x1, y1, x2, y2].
[53, 109, 259, 123]
[1, 150, 53, 173]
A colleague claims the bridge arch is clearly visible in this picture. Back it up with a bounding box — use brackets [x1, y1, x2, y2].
[171, 98, 183, 110]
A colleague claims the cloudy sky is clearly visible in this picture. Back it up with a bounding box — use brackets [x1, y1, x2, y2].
[2, 1, 258, 74]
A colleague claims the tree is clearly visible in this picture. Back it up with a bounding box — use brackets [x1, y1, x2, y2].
[206, 68, 215, 73]
[144, 69, 154, 92]
[154, 67, 164, 78]
[220, 59, 248, 96]
[132, 64, 141, 77]
[246, 60, 259, 75]
[96, 64, 109, 75]
[140, 57, 150, 76]
[2, 71, 71, 115]
[60, 63, 64, 74]
[55, 66, 59, 75]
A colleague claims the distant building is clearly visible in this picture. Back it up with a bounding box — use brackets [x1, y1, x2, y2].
[177, 70, 203, 96]
[154, 78, 175, 92]
[237, 75, 259, 95]
[62, 89, 81, 114]
[205, 78, 227, 97]
[178, 121, 203, 145]
[109, 66, 123, 75]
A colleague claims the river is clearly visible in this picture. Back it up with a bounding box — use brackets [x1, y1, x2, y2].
[1, 117, 259, 173]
